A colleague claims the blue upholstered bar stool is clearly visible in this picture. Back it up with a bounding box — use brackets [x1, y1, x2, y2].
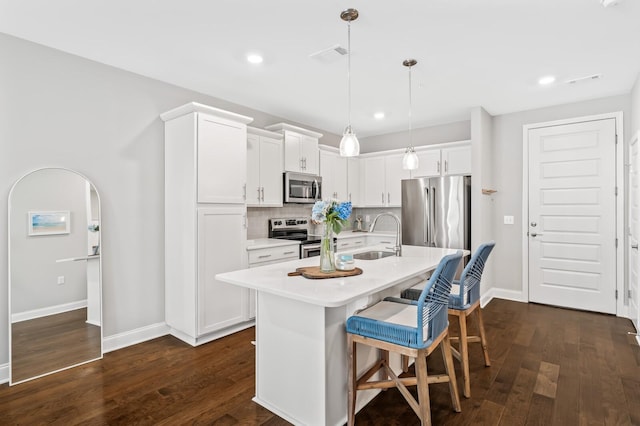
[346, 251, 463, 426]
[402, 241, 495, 398]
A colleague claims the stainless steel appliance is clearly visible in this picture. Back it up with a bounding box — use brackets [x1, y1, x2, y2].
[283, 172, 322, 203]
[401, 176, 471, 251]
[268, 217, 336, 258]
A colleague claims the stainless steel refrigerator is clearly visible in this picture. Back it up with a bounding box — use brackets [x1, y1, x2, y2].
[401, 176, 471, 251]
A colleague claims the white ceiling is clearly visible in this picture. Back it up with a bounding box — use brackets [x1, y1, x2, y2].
[1, 0, 639, 137]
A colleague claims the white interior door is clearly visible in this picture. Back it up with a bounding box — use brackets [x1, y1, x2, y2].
[528, 118, 617, 314]
[629, 132, 640, 331]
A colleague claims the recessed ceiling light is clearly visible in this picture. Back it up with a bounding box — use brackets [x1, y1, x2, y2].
[247, 54, 263, 64]
[538, 76, 556, 85]
[374, 112, 385, 120]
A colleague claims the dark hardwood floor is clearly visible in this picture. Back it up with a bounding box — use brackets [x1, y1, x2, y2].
[1, 299, 639, 425]
[11, 308, 101, 383]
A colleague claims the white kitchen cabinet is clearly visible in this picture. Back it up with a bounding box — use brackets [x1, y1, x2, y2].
[336, 236, 366, 252]
[320, 148, 348, 200]
[411, 142, 471, 178]
[362, 154, 410, 207]
[265, 123, 322, 175]
[347, 157, 361, 206]
[247, 243, 300, 319]
[247, 127, 283, 207]
[161, 102, 254, 346]
[198, 207, 249, 335]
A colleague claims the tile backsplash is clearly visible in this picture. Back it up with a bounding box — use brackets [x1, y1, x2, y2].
[247, 206, 401, 239]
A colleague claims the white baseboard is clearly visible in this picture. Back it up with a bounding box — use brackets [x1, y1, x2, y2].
[0, 363, 9, 384]
[12, 300, 87, 323]
[481, 287, 527, 308]
[169, 321, 255, 347]
[103, 322, 170, 353]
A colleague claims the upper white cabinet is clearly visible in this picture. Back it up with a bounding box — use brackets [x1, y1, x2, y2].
[162, 103, 252, 204]
[247, 127, 283, 207]
[161, 102, 254, 346]
[320, 148, 348, 200]
[265, 123, 322, 175]
[362, 154, 410, 207]
[347, 157, 361, 206]
[411, 142, 471, 178]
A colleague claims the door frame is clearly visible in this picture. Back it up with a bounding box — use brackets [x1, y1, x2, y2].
[521, 112, 624, 316]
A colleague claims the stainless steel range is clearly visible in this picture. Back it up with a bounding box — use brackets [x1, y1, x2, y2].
[268, 217, 335, 258]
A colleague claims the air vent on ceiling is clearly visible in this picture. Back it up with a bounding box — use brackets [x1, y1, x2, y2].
[565, 74, 603, 84]
[309, 44, 348, 63]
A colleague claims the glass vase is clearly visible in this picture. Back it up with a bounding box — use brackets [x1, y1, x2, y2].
[319, 223, 336, 273]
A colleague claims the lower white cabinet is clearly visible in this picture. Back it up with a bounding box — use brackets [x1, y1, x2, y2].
[336, 236, 366, 252]
[247, 243, 299, 318]
[197, 207, 249, 336]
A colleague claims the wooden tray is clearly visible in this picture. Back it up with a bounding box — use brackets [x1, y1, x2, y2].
[287, 266, 363, 279]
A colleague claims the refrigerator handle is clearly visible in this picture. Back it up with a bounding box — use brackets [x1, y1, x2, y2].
[430, 186, 436, 247]
[424, 187, 429, 245]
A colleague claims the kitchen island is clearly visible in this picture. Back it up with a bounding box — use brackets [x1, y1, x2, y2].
[216, 245, 464, 426]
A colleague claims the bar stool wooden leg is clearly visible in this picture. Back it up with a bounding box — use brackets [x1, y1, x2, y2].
[401, 355, 409, 373]
[347, 334, 356, 426]
[414, 349, 431, 426]
[458, 312, 471, 398]
[441, 335, 461, 413]
[477, 307, 491, 367]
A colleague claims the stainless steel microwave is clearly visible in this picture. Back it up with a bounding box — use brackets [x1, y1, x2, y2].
[283, 172, 322, 203]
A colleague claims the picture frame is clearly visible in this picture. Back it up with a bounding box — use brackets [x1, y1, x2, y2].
[28, 211, 71, 236]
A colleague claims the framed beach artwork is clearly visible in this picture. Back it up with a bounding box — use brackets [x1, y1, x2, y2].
[28, 211, 70, 236]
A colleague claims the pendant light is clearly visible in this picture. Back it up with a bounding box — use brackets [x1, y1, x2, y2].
[402, 59, 419, 170]
[339, 8, 360, 157]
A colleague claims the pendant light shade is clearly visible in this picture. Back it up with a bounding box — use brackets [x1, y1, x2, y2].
[339, 8, 360, 157]
[402, 59, 419, 170]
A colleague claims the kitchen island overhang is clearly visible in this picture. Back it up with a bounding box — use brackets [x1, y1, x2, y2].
[216, 245, 467, 426]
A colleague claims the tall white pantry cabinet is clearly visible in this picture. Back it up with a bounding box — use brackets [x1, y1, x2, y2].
[161, 102, 254, 346]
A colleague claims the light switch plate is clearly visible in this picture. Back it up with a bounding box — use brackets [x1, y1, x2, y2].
[504, 215, 514, 225]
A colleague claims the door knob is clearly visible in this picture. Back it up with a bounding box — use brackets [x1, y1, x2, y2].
[530, 232, 543, 237]
[530, 222, 537, 227]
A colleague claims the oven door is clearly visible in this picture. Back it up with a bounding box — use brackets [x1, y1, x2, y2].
[301, 243, 321, 258]
[284, 172, 322, 203]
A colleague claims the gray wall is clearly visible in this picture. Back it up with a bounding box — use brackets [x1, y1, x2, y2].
[632, 73, 640, 136]
[359, 120, 470, 154]
[490, 95, 632, 293]
[10, 169, 87, 314]
[0, 33, 340, 365]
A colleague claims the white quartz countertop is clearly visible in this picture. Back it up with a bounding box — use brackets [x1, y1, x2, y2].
[246, 238, 301, 251]
[217, 245, 467, 308]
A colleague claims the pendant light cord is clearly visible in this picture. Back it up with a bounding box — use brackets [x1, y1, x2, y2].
[347, 20, 352, 130]
[409, 64, 413, 149]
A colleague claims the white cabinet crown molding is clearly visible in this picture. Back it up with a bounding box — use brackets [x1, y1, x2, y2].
[160, 102, 253, 124]
[318, 144, 340, 153]
[264, 122, 323, 139]
[248, 126, 283, 139]
[356, 139, 471, 158]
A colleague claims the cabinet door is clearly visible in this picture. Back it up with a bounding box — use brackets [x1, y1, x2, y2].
[246, 134, 262, 206]
[260, 136, 283, 206]
[411, 150, 442, 178]
[301, 136, 319, 174]
[347, 158, 361, 206]
[197, 114, 247, 203]
[320, 150, 336, 199]
[363, 157, 386, 207]
[283, 131, 302, 172]
[334, 155, 348, 201]
[385, 154, 410, 207]
[442, 145, 471, 176]
[197, 207, 248, 336]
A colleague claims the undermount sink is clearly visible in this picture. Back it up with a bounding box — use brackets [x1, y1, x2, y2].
[353, 250, 396, 260]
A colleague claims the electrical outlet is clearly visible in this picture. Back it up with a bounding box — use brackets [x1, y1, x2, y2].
[504, 215, 514, 225]
[365, 215, 370, 222]
[57, 276, 65, 285]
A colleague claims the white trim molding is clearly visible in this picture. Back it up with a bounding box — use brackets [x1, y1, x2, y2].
[0, 363, 9, 384]
[11, 300, 87, 323]
[103, 322, 170, 353]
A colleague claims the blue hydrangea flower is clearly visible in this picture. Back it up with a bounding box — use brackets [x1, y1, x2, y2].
[310, 199, 352, 234]
[335, 202, 352, 220]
